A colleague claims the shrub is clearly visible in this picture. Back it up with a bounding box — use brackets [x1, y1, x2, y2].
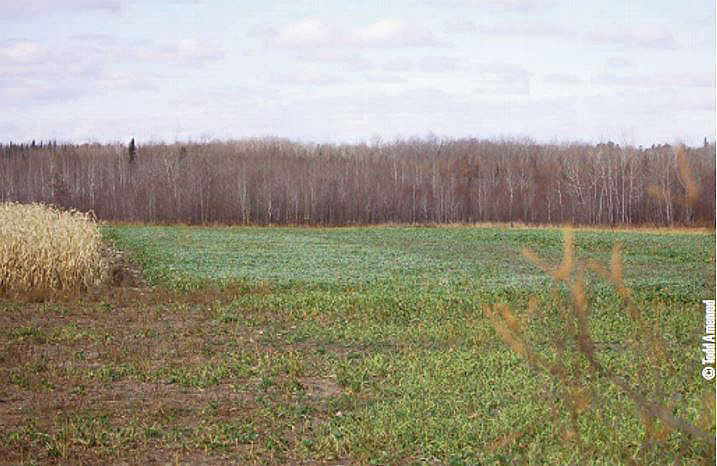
[0, 202, 107, 294]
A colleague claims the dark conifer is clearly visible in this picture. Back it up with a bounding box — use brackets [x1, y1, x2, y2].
[128, 138, 137, 163]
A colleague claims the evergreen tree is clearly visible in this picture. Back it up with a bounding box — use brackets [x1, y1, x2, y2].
[128, 138, 136, 163]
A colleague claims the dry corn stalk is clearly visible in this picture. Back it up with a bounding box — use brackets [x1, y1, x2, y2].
[0, 202, 107, 293]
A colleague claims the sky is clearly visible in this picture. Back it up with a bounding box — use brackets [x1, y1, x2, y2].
[0, 0, 715, 146]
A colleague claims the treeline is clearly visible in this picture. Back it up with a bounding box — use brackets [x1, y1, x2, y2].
[0, 138, 714, 226]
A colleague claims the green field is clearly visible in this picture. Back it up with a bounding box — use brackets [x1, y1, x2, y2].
[2, 225, 715, 464]
[105, 225, 712, 292]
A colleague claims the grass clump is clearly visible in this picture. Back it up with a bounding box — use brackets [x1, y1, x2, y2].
[0, 202, 107, 294]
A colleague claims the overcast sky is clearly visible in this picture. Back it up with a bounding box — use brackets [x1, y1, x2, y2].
[1, 0, 714, 146]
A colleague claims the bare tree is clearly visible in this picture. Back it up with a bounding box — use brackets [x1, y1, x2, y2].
[0, 138, 713, 227]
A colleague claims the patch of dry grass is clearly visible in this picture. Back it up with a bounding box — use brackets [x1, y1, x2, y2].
[0, 202, 107, 294]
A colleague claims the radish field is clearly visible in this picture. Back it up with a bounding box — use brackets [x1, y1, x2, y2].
[104, 225, 711, 293]
[1, 225, 714, 464]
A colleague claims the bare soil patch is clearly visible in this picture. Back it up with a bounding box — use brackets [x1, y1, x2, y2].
[0, 288, 354, 465]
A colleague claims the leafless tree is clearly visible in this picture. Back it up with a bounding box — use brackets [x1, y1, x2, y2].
[0, 138, 713, 227]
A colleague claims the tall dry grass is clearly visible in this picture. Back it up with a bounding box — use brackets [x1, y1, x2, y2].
[487, 230, 715, 460]
[486, 152, 715, 462]
[0, 202, 107, 294]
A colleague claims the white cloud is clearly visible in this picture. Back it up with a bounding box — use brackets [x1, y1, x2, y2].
[418, 56, 463, 72]
[0, 0, 122, 16]
[471, 0, 546, 11]
[0, 76, 88, 105]
[350, 19, 438, 47]
[269, 71, 344, 86]
[474, 63, 531, 95]
[603, 56, 633, 68]
[257, 18, 441, 49]
[0, 38, 176, 106]
[443, 17, 571, 38]
[587, 24, 676, 48]
[580, 88, 715, 116]
[271, 19, 333, 48]
[442, 18, 478, 33]
[418, 0, 551, 13]
[71, 33, 120, 45]
[361, 73, 407, 84]
[473, 19, 571, 36]
[591, 71, 714, 88]
[172, 39, 224, 63]
[542, 73, 581, 85]
[0, 41, 49, 65]
[287, 48, 362, 64]
[0, 40, 89, 78]
[0, 65, 163, 107]
[96, 72, 162, 91]
[116, 39, 224, 65]
[381, 57, 414, 72]
[321, 87, 468, 123]
[0, 0, 199, 16]
[0, 0, 711, 146]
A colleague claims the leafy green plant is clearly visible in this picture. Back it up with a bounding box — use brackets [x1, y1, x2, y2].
[487, 229, 715, 463]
